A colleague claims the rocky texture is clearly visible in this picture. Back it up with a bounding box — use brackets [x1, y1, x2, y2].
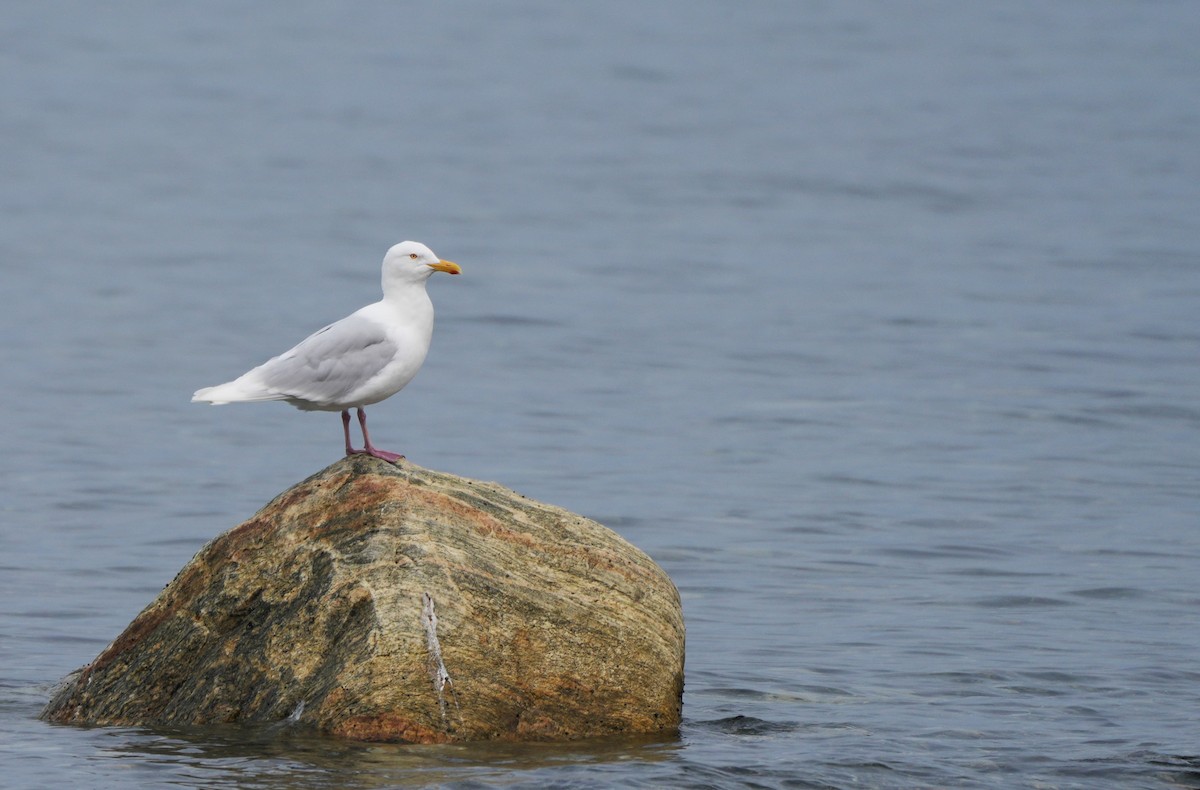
[42, 456, 684, 742]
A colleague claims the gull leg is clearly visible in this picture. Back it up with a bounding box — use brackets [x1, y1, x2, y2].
[355, 407, 404, 463]
[342, 409, 358, 455]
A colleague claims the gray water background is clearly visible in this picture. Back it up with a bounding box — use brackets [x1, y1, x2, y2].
[2, 2, 1199, 787]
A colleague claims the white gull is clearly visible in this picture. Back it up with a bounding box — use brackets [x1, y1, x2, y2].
[192, 241, 461, 462]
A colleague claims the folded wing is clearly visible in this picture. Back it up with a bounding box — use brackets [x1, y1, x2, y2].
[194, 313, 399, 409]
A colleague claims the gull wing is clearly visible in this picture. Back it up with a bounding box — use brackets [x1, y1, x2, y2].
[254, 312, 398, 407]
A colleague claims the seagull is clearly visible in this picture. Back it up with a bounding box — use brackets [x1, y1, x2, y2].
[192, 241, 461, 462]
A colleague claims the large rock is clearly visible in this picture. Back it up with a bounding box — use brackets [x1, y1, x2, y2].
[42, 456, 684, 742]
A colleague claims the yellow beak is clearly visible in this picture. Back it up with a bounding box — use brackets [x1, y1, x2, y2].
[428, 260, 462, 275]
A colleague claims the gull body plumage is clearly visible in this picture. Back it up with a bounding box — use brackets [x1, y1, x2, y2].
[192, 241, 461, 462]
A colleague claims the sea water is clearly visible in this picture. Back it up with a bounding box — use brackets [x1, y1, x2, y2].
[2, 3, 1198, 787]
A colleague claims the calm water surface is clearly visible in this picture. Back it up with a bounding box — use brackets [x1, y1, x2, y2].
[2, 3, 1199, 788]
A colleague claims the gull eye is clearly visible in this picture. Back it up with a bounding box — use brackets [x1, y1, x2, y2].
[409, 253, 419, 260]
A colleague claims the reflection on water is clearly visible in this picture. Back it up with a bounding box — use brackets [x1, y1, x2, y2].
[89, 723, 680, 789]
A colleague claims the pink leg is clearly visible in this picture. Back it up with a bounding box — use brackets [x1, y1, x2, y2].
[345, 407, 404, 463]
[342, 409, 356, 455]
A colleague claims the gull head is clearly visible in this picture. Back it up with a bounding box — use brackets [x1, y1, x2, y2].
[383, 241, 462, 286]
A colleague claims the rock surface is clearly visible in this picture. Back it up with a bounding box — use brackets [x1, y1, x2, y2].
[42, 456, 684, 742]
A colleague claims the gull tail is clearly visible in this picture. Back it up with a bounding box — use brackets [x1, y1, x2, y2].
[192, 376, 285, 405]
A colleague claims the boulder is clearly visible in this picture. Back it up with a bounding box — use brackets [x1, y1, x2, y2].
[42, 456, 684, 742]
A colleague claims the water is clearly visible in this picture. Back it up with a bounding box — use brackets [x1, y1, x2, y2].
[3, 2, 1199, 787]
